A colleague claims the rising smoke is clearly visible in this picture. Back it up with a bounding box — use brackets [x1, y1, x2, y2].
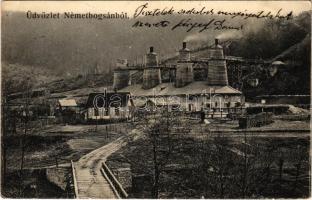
[183, 33, 212, 43]
[183, 30, 244, 44]
[215, 30, 243, 40]
[183, 18, 265, 43]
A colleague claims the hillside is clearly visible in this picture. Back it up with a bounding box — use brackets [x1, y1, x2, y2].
[2, 11, 310, 96]
[2, 63, 59, 95]
[2, 11, 261, 76]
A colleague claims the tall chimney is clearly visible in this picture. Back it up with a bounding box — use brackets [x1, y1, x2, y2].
[207, 38, 228, 86]
[215, 38, 219, 46]
[143, 46, 161, 89]
[179, 41, 190, 61]
[176, 41, 193, 87]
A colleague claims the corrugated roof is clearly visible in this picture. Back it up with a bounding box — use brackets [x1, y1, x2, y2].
[58, 99, 77, 107]
[119, 81, 242, 97]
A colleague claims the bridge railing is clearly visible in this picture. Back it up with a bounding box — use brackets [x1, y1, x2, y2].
[101, 162, 128, 199]
[71, 160, 79, 198]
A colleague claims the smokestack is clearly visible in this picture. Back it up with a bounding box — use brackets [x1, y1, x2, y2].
[179, 41, 191, 61]
[176, 41, 193, 87]
[207, 38, 228, 86]
[215, 38, 219, 46]
[143, 46, 161, 89]
[113, 69, 129, 90]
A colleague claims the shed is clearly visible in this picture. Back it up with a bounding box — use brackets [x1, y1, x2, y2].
[56, 99, 79, 124]
[58, 99, 77, 108]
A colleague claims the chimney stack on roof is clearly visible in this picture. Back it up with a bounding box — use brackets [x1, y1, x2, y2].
[143, 46, 161, 89]
[215, 38, 219, 46]
[207, 38, 228, 86]
[176, 41, 193, 87]
[178, 41, 191, 62]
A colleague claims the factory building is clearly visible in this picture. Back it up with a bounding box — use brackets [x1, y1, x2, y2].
[113, 38, 244, 116]
[85, 92, 134, 122]
[119, 82, 243, 113]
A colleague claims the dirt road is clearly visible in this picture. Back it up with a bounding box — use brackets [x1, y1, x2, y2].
[73, 129, 140, 198]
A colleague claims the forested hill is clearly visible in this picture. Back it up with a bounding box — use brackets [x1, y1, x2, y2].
[229, 11, 310, 60]
[229, 11, 311, 96]
[4, 11, 308, 76]
[2, 12, 229, 76]
[2, 10, 310, 95]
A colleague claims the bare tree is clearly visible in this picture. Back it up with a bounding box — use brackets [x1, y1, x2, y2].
[292, 145, 306, 192]
[19, 77, 33, 196]
[197, 127, 238, 198]
[1, 77, 14, 189]
[134, 107, 181, 198]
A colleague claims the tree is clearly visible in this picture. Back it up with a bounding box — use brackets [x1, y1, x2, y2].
[1, 70, 32, 192]
[134, 107, 182, 198]
[18, 77, 33, 196]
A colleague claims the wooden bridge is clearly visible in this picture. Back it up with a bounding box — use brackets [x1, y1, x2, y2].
[71, 136, 129, 199]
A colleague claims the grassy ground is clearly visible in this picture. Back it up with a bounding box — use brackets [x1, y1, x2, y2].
[2, 122, 133, 198]
[5, 123, 131, 170]
[190, 118, 310, 132]
[2, 116, 309, 198]
[106, 117, 310, 198]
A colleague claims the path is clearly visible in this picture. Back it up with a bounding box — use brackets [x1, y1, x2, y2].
[73, 129, 140, 198]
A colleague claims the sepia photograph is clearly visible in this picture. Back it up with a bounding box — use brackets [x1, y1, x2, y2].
[1, 1, 311, 198]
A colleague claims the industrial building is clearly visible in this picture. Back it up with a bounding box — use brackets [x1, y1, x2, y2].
[114, 38, 244, 116]
[84, 92, 134, 122]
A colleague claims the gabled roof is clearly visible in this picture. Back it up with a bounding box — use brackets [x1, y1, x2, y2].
[58, 99, 77, 107]
[85, 92, 131, 108]
[119, 81, 242, 97]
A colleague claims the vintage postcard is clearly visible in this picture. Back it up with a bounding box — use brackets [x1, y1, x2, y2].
[1, 1, 311, 199]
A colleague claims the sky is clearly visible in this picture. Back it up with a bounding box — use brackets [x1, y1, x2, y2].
[2, 1, 311, 17]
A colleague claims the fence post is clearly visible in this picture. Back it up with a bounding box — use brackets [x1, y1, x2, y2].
[101, 162, 128, 198]
[71, 160, 79, 198]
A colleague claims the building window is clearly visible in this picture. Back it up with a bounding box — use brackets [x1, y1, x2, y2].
[115, 107, 120, 116]
[188, 104, 192, 111]
[94, 108, 99, 116]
